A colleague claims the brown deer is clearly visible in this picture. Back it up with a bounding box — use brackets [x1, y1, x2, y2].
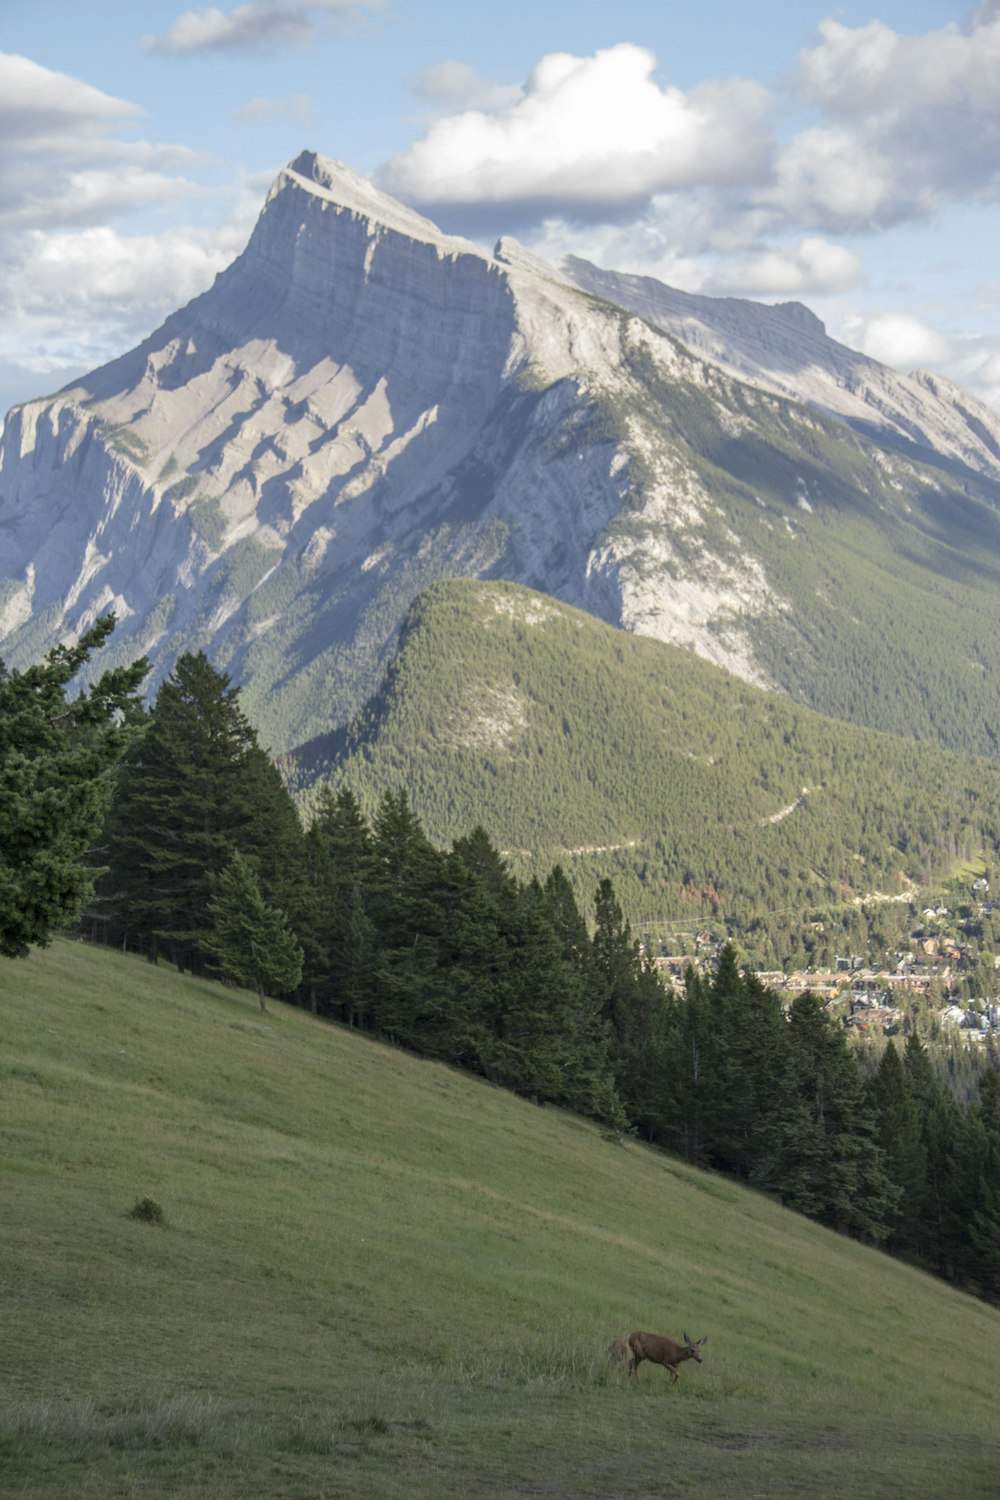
[627, 1330, 706, 1386]
[606, 1336, 635, 1373]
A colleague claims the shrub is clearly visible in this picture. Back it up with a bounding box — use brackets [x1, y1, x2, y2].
[129, 1195, 165, 1225]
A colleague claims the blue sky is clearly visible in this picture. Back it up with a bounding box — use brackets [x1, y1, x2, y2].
[3, 1, 1000, 415]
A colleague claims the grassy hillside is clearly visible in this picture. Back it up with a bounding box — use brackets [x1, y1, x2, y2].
[3, 940, 1000, 1498]
[291, 578, 1000, 951]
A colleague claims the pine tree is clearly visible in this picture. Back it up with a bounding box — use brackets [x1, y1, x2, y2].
[706, 955, 790, 1181]
[590, 877, 660, 1113]
[103, 652, 301, 973]
[366, 789, 448, 1047]
[779, 993, 896, 1242]
[332, 879, 378, 1030]
[297, 787, 375, 1020]
[868, 1040, 928, 1257]
[205, 851, 303, 1011]
[0, 615, 147, 958]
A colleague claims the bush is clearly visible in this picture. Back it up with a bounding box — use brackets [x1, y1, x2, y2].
[129, 1195, 165, 1225]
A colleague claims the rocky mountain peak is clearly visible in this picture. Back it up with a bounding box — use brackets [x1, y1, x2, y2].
[3, 153, 1000, 766]
[270, 149, 488, 261]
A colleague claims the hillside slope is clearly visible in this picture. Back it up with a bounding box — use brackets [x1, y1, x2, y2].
[3, 939, 999, 1499]
[294, 578, 1000, 948]
[3, 153, 1000, 759]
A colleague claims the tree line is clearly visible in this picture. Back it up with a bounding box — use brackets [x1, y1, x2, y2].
[4, 624, 998, 1304]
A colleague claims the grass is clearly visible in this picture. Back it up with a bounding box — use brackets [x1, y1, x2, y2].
[3, 939, 1000, 1497]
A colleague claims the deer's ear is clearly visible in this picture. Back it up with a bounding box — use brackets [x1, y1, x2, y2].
[684, 1332, 691, 1344]
[699, 1337, 707, 1347]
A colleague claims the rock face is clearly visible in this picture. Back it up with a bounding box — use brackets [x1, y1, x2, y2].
[559, 256, 1000, 479]
[2, 150, 1000, 757]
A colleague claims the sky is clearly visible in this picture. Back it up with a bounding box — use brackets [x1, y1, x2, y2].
[3, 0, 1000, 417]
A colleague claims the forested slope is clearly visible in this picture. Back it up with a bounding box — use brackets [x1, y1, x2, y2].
[291, 578, 1000, 955]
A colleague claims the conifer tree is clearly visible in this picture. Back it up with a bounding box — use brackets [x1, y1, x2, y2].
[205, 851, 303, 1011]
[367, 789, 448, 1046]
[590, 877, 661, 1110]
[706, 954, 790, 1181]
[296, 787, 375, 1020]
[779, 993, 896, 1242]
[103, 652, 301, 972]
[0, 615, 147, 957]
[868, 1040, 928, 1256]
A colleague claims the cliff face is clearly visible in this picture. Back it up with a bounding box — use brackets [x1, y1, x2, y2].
[3, 151, 1000, 758]
[559, 255, 1000, 480]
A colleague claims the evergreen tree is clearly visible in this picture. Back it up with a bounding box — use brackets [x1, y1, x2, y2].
[0, 615, 147, 957]
[868, 1040, 928, 1257]
[778, 993, 896, 1242]
[103, 652, 300, 973]
[205, 851, 303, 1011]
[590, 877, 661, 1114]
[331, 880, 378, 1030]
[366, 789, 448, 1047]
[482, 876, 623, 1122]
[439, 828, 519, 1069]
[967, 1081, 1000, 1302]
[538, 867, 623, 1125]
[706, 954, 791, 1182]
[297, 787, 375, 1021]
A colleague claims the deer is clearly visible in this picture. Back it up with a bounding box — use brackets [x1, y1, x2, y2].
[606, 1336, 635, 1374]
[627, 1330, 707, 1386]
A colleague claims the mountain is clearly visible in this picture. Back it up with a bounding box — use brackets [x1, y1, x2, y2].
[3, 150, 1000, 759]
[296, 577, 1000, 958]
[559, 256, 1000, 478]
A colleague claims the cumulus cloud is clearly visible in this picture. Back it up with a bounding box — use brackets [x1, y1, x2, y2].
[849, 312, 952, 372]
[0, 51, 137, 139]
[410, 60, 521, 113]
[384, 22, 1000, 245]
[144, 0, 381, 56]
[702, 236, 862, 298]
[949, 339, 1000, 409]
[0, 197, 259, 384]
[776, 13, 1000, 229]
[381, 44, 772, 215]
[0, 52, 254, 410]
[0, 53, 198, 232]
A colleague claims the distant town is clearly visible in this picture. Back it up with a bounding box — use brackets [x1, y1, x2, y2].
[649, 879, 1000, 1047]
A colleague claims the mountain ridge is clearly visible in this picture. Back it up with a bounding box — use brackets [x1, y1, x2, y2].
[2, 150, 1000, 763]
[559, 253, 1000, 478]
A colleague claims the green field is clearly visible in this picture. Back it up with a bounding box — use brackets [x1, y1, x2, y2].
[3, 940, 999, 1498]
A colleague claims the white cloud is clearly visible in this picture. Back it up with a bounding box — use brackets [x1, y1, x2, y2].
[0, 53, 255, 405]
[410, 60, 521, 113]
[0, 210, 255, 379]
[0, 53, 198, 232]
[703, 237, 862, 298]
[852, 312, 952, 372]
[144, 0, 381, 56]
[381, 44, 772, 213]
[949, 339, 1000, 409]
[0, 52, 137, 138]
[232, 92, 314, 124]
[776, 13, 1000, 230]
